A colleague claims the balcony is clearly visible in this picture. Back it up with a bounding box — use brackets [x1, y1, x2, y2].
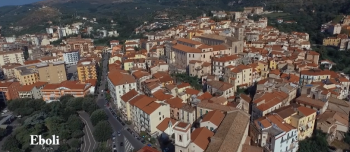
[195, 66, 203, 71]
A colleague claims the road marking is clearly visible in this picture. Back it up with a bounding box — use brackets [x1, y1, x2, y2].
[79, 115, 97, 151]
[124, 138, 134, 152]
[79, 116, 90, 152]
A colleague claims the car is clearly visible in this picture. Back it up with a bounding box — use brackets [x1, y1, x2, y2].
[141, 140, 146, 144]
[137, 137, 141, 140]
[117, 131, 121, 136]
[114, 150, 117, 152]
[120, 142, 124, 146]
[121, 122, 125, 126]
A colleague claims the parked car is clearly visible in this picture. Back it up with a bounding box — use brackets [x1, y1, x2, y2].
[120, 142, 124, 146]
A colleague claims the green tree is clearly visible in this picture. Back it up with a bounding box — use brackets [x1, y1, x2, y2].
[0, 128, 8, 140]
[90, 109, 108, 126]
[66, 97, 83, 111]
[298, 130, 328, 152]
[82, 97, 99, 115]
[68, 138, 81, 149]
[93, 121, 113, 142]
[2, 135, 21, 152]
[67, 115, 84, 131]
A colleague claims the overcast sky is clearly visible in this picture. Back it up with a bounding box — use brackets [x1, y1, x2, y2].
[0, 0, 43, 7]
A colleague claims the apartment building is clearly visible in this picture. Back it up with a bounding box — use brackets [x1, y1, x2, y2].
[41, 81, 92, 102]
[188, 60, 211, 78]
[250, 114, 298, 152]
[14, 65, 39, 85]
[295, 96, 328, 114]
[212, 54, 240, 77]
[132, 70, 151, 91]
[0, 81, 21, 102]
[224, 64, 253, 92]
[63, 50, 80, 65]
[65, 37, 94, 56]
[18, 81, 48, 99]
[299, 69, 331, 85]
[323, 37, 341, 47]
[1, 63, 22, 79]
[178, 104, 196, 125]
[77, 59, 97, 83]
[274, 104, 317, 140]
[128, 94, 170, 136]
[251, 91, 289, 121]
[107, 70, 137, 108]
[0, 50, 25, 67]
[199, 110, 225, 131]
[35, 61, 67, 84]
[206, 80, 235, 98]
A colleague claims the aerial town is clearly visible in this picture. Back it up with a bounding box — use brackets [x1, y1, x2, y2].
[0, 6, 350, 152]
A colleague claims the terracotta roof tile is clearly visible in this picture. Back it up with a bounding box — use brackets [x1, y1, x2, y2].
[156, 117, 177, 132]
[121, 89, 139, 102]
[201, 110, 225, 126]
[191, 127, 214, 150]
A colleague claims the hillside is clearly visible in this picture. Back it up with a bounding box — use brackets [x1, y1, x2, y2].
[0, 0, 349, 36]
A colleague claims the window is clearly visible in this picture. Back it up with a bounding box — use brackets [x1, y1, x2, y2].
[159, 112, 161, 115]
[179, 135, 182, 142]
[159, 117, 161, 120]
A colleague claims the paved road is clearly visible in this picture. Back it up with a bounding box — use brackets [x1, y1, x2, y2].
[79, 111, 97, 152]
[97, 52, 144, 152]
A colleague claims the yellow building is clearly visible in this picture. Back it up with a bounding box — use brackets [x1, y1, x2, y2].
[77, 59, 97, 83]
[257, 61, 269, 78]
[268, 59, 277, 70]
[14, 66, 40, 85]
[275, 105, 316, 141]
[109, 54, 122, 64]
[323, 37, 340, 47]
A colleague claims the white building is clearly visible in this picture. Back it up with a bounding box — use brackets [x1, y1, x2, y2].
[130, 97, 170, 136]
[107, 71, 137, 109]
[63, 50, 80, 65]
[253, 114, 299, 152]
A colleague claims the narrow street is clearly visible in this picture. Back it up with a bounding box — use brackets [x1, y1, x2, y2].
[96, 51, 145, 152]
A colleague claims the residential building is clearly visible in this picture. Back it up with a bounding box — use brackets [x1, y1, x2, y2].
[199, 110, 225, 131]
[196, 99, 237, 119]
[14, 65, 39, 85]
[18, 81, 48, 99]
[327, 24, 342, 35]
[317, 110, 349, 142]
[1, 63, 22, 79]
[206, 80, 235, 98]
[0, 50, 25, 67]
[250, 114, 298, 152]
[77, 59, 97, 83]
[41, 81, 92, 102]
[323, 37, 341, 47]
[274, 104, 317, 140]
[212, 54, 240, 77]
[188, 60, 211, 78]
[36, 61, 67, 84]
[251, 91, 289, 121]
[63, 50, 80, 65]
[295, 96, 328, 114]
[299, 69, 331, 85]
[224, 64, 253, 92]
[0, 81, 21, 102]
[65, 37, 94, 56]
[129, 95, 170, 136]
[107, 70, 137, 108]
[179, 104, 196, 125]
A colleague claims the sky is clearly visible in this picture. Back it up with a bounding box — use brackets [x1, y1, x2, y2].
[0, 0, 43, 7]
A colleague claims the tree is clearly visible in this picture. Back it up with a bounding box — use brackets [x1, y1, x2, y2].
[68, 138, 81, 149]
[90, 109, 108, 126]
[0, 128, 8, 140]
[67, 115, 84, 131]
[66, 97, 83, 111]
[82, 97, 99, 115]
[298, 130, 328, 152]
[93, 121, 113, 142]
[2, 135, 21, 152]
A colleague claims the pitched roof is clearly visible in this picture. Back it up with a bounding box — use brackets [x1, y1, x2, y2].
[42, 81, 89, 90]
[152, 90, 173, 101]
[191, 127, 214, 150]
[137, 146, 160, 152]
[121, 89, 139, 102]
[108, 71, 136, 86]
[201, 110, 225, 126]
[165, 97, 184, 109]
[156, 117, 177, 132]
[205, 110, 250, 152]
